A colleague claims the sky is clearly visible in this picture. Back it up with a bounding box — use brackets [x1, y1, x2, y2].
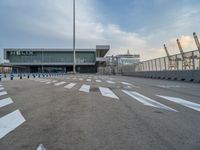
[0, 0, 200, 61]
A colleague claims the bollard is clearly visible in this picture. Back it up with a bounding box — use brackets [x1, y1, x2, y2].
[39, 74, 41, 78]
[20, 74, 22, 79]
[27, 74, 30, 79]
[4, 74, 6, 78]
[0, 74, 1, 81]
[10, 74, 13, 80]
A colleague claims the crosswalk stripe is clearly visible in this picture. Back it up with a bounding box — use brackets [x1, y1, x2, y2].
[106, 80, 115, 84]
[45, 82, 51, 84]
[79, 78, 83, 81]
[122, 90, 177, 112]
[0, 98, 13, 108]
[52, 80, 57, 83]
[86, 79, 91, 82]
[99, 87, 119, 99]
[0, 91, 7, 96]
[64, 83, 76, 89]
[157, 95, 200, 112]
[54, 81, 66, 86]
[96, 80, 102, 83]
[79, 85, 90, 93]
[0, 85, 3, 87]
[40, 80, 49, 83]
[0, 87, 5, 91]
[121, 82, 132, 86]
[0, 110, 26, 139]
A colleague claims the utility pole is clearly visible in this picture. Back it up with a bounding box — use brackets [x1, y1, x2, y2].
[73, 0, 76, 74]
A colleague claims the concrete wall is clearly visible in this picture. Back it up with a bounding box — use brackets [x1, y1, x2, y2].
[122, 70, 200, 82]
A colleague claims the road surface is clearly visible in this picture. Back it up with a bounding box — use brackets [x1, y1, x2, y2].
[0, 75, 200, 150]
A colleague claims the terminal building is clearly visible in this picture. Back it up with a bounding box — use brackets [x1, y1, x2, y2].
[4, 45, 110, 73]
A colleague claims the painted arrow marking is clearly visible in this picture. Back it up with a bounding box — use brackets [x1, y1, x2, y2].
[0, 97, 13, 108]
[157, 95, 200, 112]
[0, 110, 26, 139]
[122, 90, 177, 112]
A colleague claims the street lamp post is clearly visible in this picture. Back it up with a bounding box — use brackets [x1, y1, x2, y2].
[73, 0, 76, 74]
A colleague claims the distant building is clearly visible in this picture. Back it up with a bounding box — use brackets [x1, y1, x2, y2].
[4, 45, 110, 73]
[101, 50, 140, 74]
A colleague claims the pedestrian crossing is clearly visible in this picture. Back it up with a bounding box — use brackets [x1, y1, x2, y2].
[64, 83, 77, 89]
[79, 84, 90, 93]
[0, 84, 26, 139]
[32, 78, 200, 113]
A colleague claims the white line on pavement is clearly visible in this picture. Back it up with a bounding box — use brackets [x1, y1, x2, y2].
[52, 80, 57, 83]
[122, 90, 177, 112]
[0, 97, 13, 108]
[0, 91, 7, 96]
[79, 85, 90, 93]
[45, 82, 51, 84]
[121, 82, 132, 86]
[0, 85, 3, 87]
[64, 83, 77, 89]
[54, 81, 66, 86]
[37, 144, 46, 150]
[157, 95, 200, 112]
[86, 79, 91, 82]
[0, 110, 26, 139]
[0, 87, 4, 91]
[99, 87, 119, 99]
[96, 80, 102, 83]
[106, 80, 115, 84]
[79, 78, 83, 81]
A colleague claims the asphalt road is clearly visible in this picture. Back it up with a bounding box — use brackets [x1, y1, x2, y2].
[0, 74, 200, 150]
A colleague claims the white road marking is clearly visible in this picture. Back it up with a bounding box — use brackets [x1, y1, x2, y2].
[40, 80, 49, 83]
[52, 80, 57, 83]
[121, 82, 132, 86]
[45, 82, 51, 84]
[156, 85, 185, 88]
[99, 87, 119, 99]
[0, 91, 7, 96]
[122, 90, 177, 112]
[0, 110, 26, 139]
[96, 80, 102, 83]
[79, 78, 83, 81]
[37, 144, 46, 150]
[0, 85, 3, 87]
[79, 85, 90, 93]
[106, 80, 115, 84]
[54, 81, 66, 86]
[64, 83, 77, 89]
[0, 98, 13, 108]
[86, 79, 91, 82]
[157, 95, 200, 112]
[0, 87, 5, 91]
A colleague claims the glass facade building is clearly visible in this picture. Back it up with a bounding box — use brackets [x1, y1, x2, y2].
[4, 46, 109, 73]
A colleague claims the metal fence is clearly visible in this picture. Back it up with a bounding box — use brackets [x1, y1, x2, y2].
[135, 49, 200, 72]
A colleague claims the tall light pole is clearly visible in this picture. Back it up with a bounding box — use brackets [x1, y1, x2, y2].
[73, 0, 76, 74]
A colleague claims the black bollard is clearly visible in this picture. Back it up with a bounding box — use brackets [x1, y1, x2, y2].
[10, 74, 13, 80]
[20, 74, 22, 79]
